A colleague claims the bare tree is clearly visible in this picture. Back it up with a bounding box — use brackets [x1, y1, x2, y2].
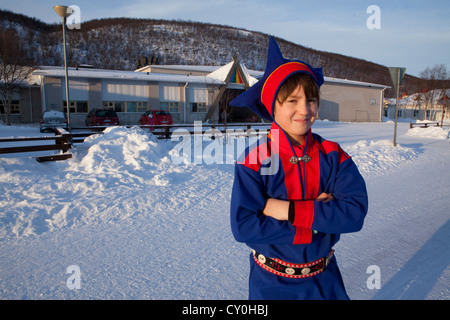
[419, 64, 449, 120]
[0, 27, 33, 125]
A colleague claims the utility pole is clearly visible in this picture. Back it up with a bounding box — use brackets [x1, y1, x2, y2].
[388, 67, 406, 147]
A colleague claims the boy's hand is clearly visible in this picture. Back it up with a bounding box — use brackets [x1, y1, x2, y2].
[315, 192, 335, 203]
[263, 198, 290, 221]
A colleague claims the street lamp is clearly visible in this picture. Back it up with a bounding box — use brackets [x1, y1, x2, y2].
[53, 5, 73, 132]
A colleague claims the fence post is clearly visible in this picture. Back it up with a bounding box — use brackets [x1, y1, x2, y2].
[55, 127, 72, 153]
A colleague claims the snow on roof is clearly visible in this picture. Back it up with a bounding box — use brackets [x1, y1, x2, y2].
[323, 76, 389, 89]
[136, 63, 263, 78]
[136, 64, 219, 73]
[31, 65, 388, 90]
[32, 66, 225, 85]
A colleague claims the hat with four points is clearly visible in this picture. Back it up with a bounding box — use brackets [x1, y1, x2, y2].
[229, 36, 324, 121]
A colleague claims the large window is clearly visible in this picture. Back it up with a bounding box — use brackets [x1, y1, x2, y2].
[159, 84, 180, 113]
[189, 86, 208, 113]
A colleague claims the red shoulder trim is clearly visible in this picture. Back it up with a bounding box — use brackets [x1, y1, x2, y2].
[317, 140, 350, 164]
[237, 141, 272, 172]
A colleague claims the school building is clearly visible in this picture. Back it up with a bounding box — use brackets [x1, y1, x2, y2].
[4, 60, 389, 125]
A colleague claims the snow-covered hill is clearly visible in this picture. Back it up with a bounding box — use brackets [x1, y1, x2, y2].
[0, 9, 424, 96]
[0, 120, 448, 300]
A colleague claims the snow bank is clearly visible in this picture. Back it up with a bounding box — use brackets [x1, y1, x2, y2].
[0, 124, 423, 238]
[0, 126, 182, 238]
[1, 122, 449, 300]
[406, 126, 450, 140]
[72, 126, 170, 176]
[343, 140, 421, 177]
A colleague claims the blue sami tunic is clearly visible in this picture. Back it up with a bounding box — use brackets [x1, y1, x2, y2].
[230, 123, 368, 300]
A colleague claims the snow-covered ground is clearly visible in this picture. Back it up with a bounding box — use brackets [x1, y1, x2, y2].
[0, 119, 449, 300]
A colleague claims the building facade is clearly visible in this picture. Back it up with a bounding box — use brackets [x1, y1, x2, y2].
[3, 62, 389, 125]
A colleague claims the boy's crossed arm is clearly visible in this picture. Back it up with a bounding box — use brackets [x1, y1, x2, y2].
[263, 193, 335, 221]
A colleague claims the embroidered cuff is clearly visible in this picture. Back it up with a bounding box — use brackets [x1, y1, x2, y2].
[293, 227, 312, 244]
[292, 200, 315, 229]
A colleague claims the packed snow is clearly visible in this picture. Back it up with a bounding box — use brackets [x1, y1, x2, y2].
[0, 119, 449, 300]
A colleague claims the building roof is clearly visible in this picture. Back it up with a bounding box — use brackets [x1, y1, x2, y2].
[32, 66, 225, 85]
[135, 64, 264, 78]
[323, 76, 389, 89]
[30, 64, 389, 90]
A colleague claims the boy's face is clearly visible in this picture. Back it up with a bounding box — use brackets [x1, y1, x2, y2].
[273, 84, 319, 146]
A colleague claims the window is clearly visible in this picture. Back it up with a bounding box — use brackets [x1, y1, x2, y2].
[191, 102, 207, 113]
[160, 101, 179, 113]
[102, 101, 148, 112]
[103, 101, 124, 112]
[127, 102, 137, 113]
[63, 101, 88, 113]
[0, 100, 20, 114]
[103, 101, 114, 109]
[413, 110, 419, 118]
[136, 102, 148, 113]
[159, 84, 180, 113]
[126, 101, 148, 113]
[10, 100, 20, 114]
[397, 109, 403, 118]
[189, 86, 208, 113]
[77, 101, 88, 113]
[63, 101, 75, 114]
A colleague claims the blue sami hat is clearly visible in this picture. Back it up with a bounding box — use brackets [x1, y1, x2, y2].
[229, 37, 324, 121]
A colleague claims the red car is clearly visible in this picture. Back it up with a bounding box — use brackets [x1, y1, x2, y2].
[86, 108, 119, 127]
[139, 110, 173, 128]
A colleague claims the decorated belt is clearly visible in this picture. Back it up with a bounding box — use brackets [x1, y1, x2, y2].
[252, 249, 335, 279]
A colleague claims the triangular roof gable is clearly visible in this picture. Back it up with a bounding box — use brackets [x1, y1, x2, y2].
[230, 68, 244, 84]
[206, 60, 258, 89]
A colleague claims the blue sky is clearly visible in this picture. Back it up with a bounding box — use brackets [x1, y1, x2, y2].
[1, 0, 449, 77]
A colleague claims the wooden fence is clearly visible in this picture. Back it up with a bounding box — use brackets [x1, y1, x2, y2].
[0, 123, 270, 162]
[409, 122, 441, 129]
[0, 127, 73, 162]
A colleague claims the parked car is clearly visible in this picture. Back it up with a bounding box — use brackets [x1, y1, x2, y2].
[85, 108, 119, 127]
[139, 110, 173, 128]
[40, 110, 68, 132]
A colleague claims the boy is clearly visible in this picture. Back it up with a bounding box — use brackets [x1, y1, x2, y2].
[229, 37, 368, 300]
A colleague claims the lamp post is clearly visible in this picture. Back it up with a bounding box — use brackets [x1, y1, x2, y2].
[53, 5, 73, 132]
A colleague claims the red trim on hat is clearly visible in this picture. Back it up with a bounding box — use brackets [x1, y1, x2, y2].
[261, 62, 318, 113]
